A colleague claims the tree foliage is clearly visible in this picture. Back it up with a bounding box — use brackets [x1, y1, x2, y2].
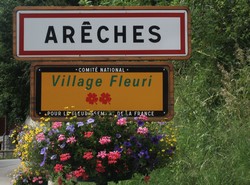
[0, 0, 81, 127]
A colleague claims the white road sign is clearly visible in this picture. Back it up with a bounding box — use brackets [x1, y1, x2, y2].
[13, 6, 191, 60]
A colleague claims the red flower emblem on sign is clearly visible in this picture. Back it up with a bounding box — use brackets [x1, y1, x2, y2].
[99, 93, 112, 104]
[86, 93, 98, 104]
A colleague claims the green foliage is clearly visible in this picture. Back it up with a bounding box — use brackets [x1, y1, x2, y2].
[0, 61, 30, 126]
[79, 0, 170, 6]
[165, 1, 250, 185]
[16, 0, 79, 6]
[0, 0, 19, 59]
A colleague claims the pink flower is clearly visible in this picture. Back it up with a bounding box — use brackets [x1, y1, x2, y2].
[52, 122, 62, 129]
[66, 136, 76, 144]
[36, 133, 45, 142]
[116, 118, 127, 126]
[60, 153, 71, 161]
[66, 173, 73, 180]
[139, 115, 148, 121]
[137, 127, 149, 135]
[58, 134, 66, 141]
[84, 131, 93, 138]
[99, 136, 111, 145]
[107, 151, 121, 164]
[32, 176, 43, 183]
[32, 177, 38, 183]
[83, 151, 94, 160]
[97, 150, 107, 159]
[54, 164, 63, 173]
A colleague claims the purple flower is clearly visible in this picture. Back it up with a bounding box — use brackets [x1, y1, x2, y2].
[40, 147, 47, 155]
[138, 150, 150, 159]
[132, 153, 138, 159]
[40, 148, 47, 167]
[130, 136, 137, 142]
[145, 152, 150, 159]
[158, 121, 166, 125]
[66, 124, 75, 133]
[59, 143, 66, 149]
[40, 152, 47, 167]
[151, 135, 163, 144]
[23, 179, 28, 183]
[124, 141, 132, 147]
[48, 129, 59, 136]
[48, 131, 53, 136]
[167, 149, 173, 155]
[137, 120, 144, 127]
[52, 129, 59, 133]
[87, 118, 95, 124]
[116, 133, 121, 138]
[50, 154, 57, 160]
[114, 145, 123, 153]
[77, 121, 84, 127]
[136, 141, 142, 148]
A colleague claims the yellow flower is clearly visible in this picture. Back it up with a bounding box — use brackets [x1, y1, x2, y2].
[35, 128, 42, 134]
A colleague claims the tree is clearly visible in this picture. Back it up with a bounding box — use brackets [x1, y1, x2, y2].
[0, 0, 81, 128]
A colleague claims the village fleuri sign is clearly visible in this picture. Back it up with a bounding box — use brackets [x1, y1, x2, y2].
[30, 62, 174, 120]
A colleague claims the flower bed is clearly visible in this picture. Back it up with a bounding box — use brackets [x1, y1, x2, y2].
[12, 115, 176, 184]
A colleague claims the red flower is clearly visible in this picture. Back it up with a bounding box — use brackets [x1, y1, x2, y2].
[83, 151, 94, 160]
[57, 177, 62, 185]
[71, 166, 89, 181]
[54, 164, 63, 173]
[99, 93, 112, 104]
[84, 131, 93, 138]
[82, 172, 89, 180]
[86, 93, 98, 104]
[60, 153, 71, 162]
[96, 160, 105, 173]
[73, 166, 86, 178]
[107, 151, 121, 164]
